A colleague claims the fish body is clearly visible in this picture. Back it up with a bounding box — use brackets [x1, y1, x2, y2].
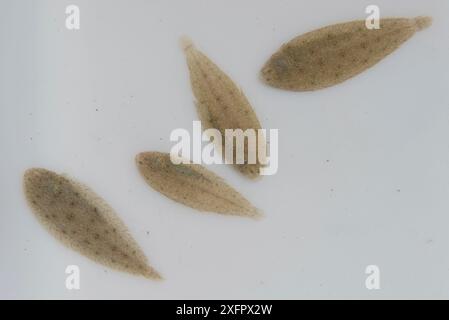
[136, 152, 261, 219]
[182, 37, 264, 178]
[23, 168, 161, 279]
[261, 16, 432, 91]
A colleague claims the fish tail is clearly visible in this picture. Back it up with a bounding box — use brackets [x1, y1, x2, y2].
[414, 16, 432, 31]
[180, 35, 195, 52]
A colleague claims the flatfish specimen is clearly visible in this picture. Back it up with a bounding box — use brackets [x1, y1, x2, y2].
[23, 168, 161, 280]
[136, 152, 262, 219]
[181, 37, 264, 179]
[261, 16, 432, 91]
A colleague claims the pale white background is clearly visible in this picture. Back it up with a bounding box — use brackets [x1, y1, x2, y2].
[1, 0, 449, 299]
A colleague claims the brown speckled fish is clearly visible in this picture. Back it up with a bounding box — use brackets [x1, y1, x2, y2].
[136, 152, 261, 219]
[23, 168, 161, 280]
[261, 16, 432, 91]
[181, 37, 264, 179]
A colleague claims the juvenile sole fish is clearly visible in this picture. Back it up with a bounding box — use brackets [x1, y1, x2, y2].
[136, 152, 262, 219]
[261, 16, 432, 91]
[23, 168, 161, 280]
[181, 37, 264, 179]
